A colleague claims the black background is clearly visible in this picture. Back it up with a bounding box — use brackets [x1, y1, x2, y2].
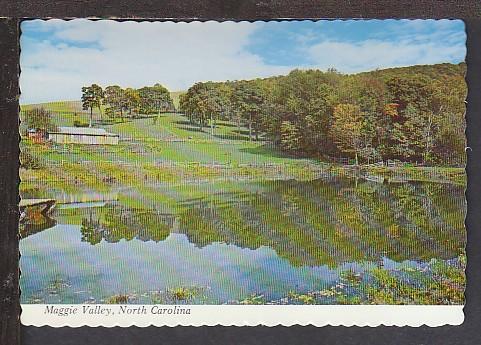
[1, 1, 481, 344]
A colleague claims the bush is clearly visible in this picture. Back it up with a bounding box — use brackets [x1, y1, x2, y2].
[73, 119, 89, 127]
[23, 107, 57, 132]
[105, 294, 129, 304]
[20, 150, 42, 169]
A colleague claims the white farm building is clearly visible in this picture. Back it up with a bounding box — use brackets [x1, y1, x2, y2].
[48, 127, 120, 145]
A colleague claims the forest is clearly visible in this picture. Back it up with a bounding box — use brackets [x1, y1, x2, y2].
[178, 63, 466, 166]
[51, 62, 467, 166]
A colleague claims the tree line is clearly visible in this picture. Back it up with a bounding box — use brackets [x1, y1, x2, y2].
[179, 63, 466, 166]
[81, 83, 175, 127]
[27, 63, 465, 167]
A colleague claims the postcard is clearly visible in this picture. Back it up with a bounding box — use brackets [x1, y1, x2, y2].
[19, 19, 466, 327]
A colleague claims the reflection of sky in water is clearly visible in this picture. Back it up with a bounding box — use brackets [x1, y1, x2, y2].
[21, 223, 387, 304]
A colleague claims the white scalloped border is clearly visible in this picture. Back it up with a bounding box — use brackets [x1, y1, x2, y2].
[18, 19, 468, 329]
[21, 304, 464, 327]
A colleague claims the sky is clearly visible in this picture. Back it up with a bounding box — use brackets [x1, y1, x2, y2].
[20, 19, 466, 104]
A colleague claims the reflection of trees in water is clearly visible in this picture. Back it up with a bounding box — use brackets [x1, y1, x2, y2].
[33, 176, 465, 268]
[81, 211, 104, 245]
[80, 206, 173, 245]
[177, 178, 465, 267]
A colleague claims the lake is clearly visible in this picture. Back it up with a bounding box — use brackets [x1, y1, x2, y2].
[20, 176, 466, 304]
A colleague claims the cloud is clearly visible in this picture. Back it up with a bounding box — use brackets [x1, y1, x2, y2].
[20, 19, 466, 104]
[306, 38, 465, 73]
[304, 20, 465, 73]
[20, 20, 290, 103]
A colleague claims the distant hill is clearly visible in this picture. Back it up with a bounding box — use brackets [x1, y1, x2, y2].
[357, 62, 466, 81]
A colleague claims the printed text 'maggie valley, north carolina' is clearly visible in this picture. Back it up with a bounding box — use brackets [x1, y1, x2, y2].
[44, 305, 192, 317]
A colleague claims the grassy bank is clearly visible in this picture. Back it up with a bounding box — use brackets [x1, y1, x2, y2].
[363, 166, 466, 186]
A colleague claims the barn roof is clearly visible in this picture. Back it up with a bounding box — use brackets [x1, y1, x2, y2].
[49, 126, 119, 137]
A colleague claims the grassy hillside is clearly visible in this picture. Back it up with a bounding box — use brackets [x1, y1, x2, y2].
[21, 101, 311, 165]
[20, 100, 98, 129]
[107, 113, 317, 165]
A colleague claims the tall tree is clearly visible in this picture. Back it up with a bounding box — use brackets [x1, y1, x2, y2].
[232, 82, 265, 141]
[104, 85, 127, 122]
[81, 84, 104, 127]
[329, 104, 365, 165]
[280, 121, 301, 152]
[430, 75, 466, 165]
[138, 84, 174, 115]
[204, 84, 230, 136]
[181, 82, 203, 129]
[124, 88, 141, 118]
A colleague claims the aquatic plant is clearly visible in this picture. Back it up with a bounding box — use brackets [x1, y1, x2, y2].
[105, 294, 130, 304]
[46, 277, 71, 296]
[149, 286, 205, 304]
[239, 293, 266, 305]
[234, 254, 465, 305]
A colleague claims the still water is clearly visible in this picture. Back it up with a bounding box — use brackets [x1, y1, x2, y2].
[20, 176, 466, 304]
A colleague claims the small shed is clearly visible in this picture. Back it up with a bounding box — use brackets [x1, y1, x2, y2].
[48, 127, 119, 145]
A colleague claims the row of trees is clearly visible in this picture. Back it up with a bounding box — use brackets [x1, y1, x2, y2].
[81, 83, 175, 127]
[179, 63, 466, 166]
[179, 80, 267, 139]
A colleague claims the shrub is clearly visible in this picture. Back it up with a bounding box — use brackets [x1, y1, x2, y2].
[74, 119, 90, 127]
[105, 294, 129, 304]
[20, 150, 42, 169]
[22, 107, 57, 132]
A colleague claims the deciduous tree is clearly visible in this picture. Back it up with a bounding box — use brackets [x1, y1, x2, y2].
[81, 84, 104, 127]
[23, 107, 57, 133]
[104, 85, 126, 122]
[329, 103, 364, 165]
